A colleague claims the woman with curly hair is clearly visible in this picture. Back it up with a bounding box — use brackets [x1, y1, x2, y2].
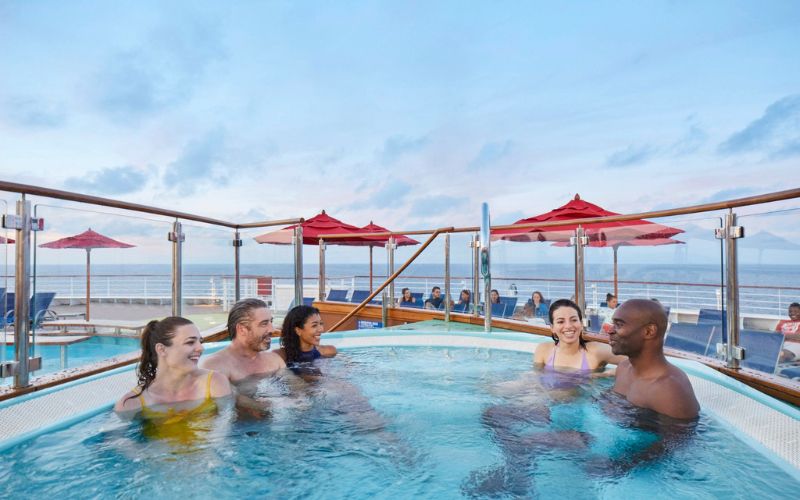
[275, 305, 337, 364]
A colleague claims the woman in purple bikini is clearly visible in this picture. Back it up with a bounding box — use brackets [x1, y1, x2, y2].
[533, 299, 624, 382]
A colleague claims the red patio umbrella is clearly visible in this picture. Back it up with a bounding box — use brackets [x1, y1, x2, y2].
[254, 210, 362, 245]
[332, 222, 419, 290]
[553, 237, 685, 296]
[39, 228, 135, 321]
[493, 194, 683, 243]
[0, 236, 15, 244]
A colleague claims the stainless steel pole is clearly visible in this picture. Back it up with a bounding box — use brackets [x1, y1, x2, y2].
[294, 226, 303, 307]
[472, 232, 480, 317]
[387, 236, 395, 307]
[444, 233, 451, 323]
[233, 230, 242, 302]
[481, 203, 491, 332]
[724, 210, 743, 369]
[170, 220, 184, 316]
[573, 226, 586, 313]
[319, 240, 326, 301]
[13, 199, 32, 388]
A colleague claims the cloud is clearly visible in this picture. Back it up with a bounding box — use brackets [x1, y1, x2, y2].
[379, 135, 429, 165]
[346, 181, 413, 210]
[409, 195, 468, 217]
[64, 165, 151, 195]
[605, 144, 656, 168]
[698, 187, 761, 204]
[162, 129, 228, 195]
[91, 17, 226, 123]
[3, 96, 66, 128]
[669, 124, 707, 156]
[717, 94, 800, 157]
[468, 140, 513, 170]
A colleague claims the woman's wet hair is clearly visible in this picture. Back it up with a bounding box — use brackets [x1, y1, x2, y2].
[133, 316, 194, 397]
[548, 299, 587, 347]
[281, 305, 321, 363]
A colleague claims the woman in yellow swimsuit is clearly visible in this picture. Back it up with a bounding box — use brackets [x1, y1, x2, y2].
[114, 317, 232, 429]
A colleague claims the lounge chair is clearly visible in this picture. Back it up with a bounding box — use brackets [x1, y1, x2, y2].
[326, 289, 348, 302]
[490, 302, 507, 318]
[664, 323, 716, 357]
[452, 302, 470, 313]
[4, 292, 57, 329]
[499, 297, 518, 318]
[698, 308, 724, 325]
[411, 292, 423, 303]
[738, 329, 785, 374]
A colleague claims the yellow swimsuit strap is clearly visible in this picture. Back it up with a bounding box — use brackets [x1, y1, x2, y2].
[135, 370, 215, 410]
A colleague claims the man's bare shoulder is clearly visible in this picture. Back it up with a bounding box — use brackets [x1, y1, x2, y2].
[262, 350, 287, 367]
[648, 365, 700, 419]
[200, 347, 234, 371]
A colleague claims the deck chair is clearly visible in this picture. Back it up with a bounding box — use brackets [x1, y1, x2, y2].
[326, 289, 348, 302]
[400, 299, 423, 309]
[490, 302, 507, 318]
[302, 297, 315, 306]
[587, 314, 602, 332]
[452, 302, 470, 313]
[698, 308, 724, 325]
[4, 292, 57, 329]
[499, 297, 518, 317]
[410, 292, 424, 303]
[350, 290, 371, 303]
[738, 329, 784, 374]
[664, 323, 716, 357]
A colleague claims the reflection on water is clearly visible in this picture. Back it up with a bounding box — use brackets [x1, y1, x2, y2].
[0, 347, 797, 499]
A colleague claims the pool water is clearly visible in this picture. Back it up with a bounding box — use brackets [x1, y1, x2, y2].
[1, 336, 139, 379]
[0, 346, 797, 498]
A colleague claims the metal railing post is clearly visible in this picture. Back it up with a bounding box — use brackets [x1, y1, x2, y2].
[294, 226, 303, 308]
[319, 240, 326, 301]
[13, 199, 32, 387]
[573, 226, 587, 313]
[719, 210, 744, 369]
[387, 236, 395, 307]
[169, 220, 184, 316]
[472, 232, 480, 317]
[481, 203, 491, 332]
[233, 230, 242, 302]
[444, 233, 451, 322]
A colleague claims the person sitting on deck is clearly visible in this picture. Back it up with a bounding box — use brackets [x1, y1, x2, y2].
[274, 305, 337, 365]
[201, 298, 286, 382]
[520, 291, 549, 319]
[490, 289, 501, 305]
[114, 317, 232, 422]
[398, 287, 417, 307]
[599, 293, 619, 333]
[609, 299, 700, 419]
[424, 286, 445, 310]
[456, 289, 473, 313]
[776, 302, 800, 362]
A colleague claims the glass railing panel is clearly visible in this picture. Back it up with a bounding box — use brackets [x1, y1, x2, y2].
[180, 222, 234, 333]
[1, 198, 10, 390]
[491, 226, 574, 326]
[737, 205, 800, 383]
[398, 233, 445, 313]
[446, 232, 474, 315]
[22, 203, 172, 381]
[595, 213, 726, 360]
[239, 227, 298, 327]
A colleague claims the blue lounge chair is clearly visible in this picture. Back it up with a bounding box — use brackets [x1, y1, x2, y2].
[499, 297, 518, 317]
[303, 297, 315, 306]
[400, 299, 423, 309]
[490, 302, 507, 318]
[326, 289, 348, 302]
[4, 292, 57, 329]
[738, 329, 784, 374]
[350, 290, 372, 303]
[411, 292, 423, 303]
[698, 308, 724, 325]
[664, 323, 716, 357]
[452, 302, 470, 313]
[588, 314, 602, 332]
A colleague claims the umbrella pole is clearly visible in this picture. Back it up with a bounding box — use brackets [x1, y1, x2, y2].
[613, 246, 618, 298]
[86, 249, 91, 322]
[369, 246, 373, 292]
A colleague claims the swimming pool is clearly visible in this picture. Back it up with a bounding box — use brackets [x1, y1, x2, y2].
[1, 336, 140, 379]
[0, 326, 798, 498]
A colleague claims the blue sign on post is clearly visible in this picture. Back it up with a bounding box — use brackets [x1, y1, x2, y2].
[357, 320, 383, 330]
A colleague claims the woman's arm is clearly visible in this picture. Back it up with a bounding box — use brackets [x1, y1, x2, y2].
[209, 370, 233, 398]
[319, 345, 338, 357]
[533, 342, 551, 366]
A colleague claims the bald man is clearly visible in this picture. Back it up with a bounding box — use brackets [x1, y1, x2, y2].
[609, 299, 700, 419]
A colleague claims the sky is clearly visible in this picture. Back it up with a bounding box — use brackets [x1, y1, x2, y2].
[1, 1, 799, 267]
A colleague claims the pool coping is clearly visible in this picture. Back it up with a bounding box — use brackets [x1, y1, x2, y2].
[0, 330, 798, 477]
